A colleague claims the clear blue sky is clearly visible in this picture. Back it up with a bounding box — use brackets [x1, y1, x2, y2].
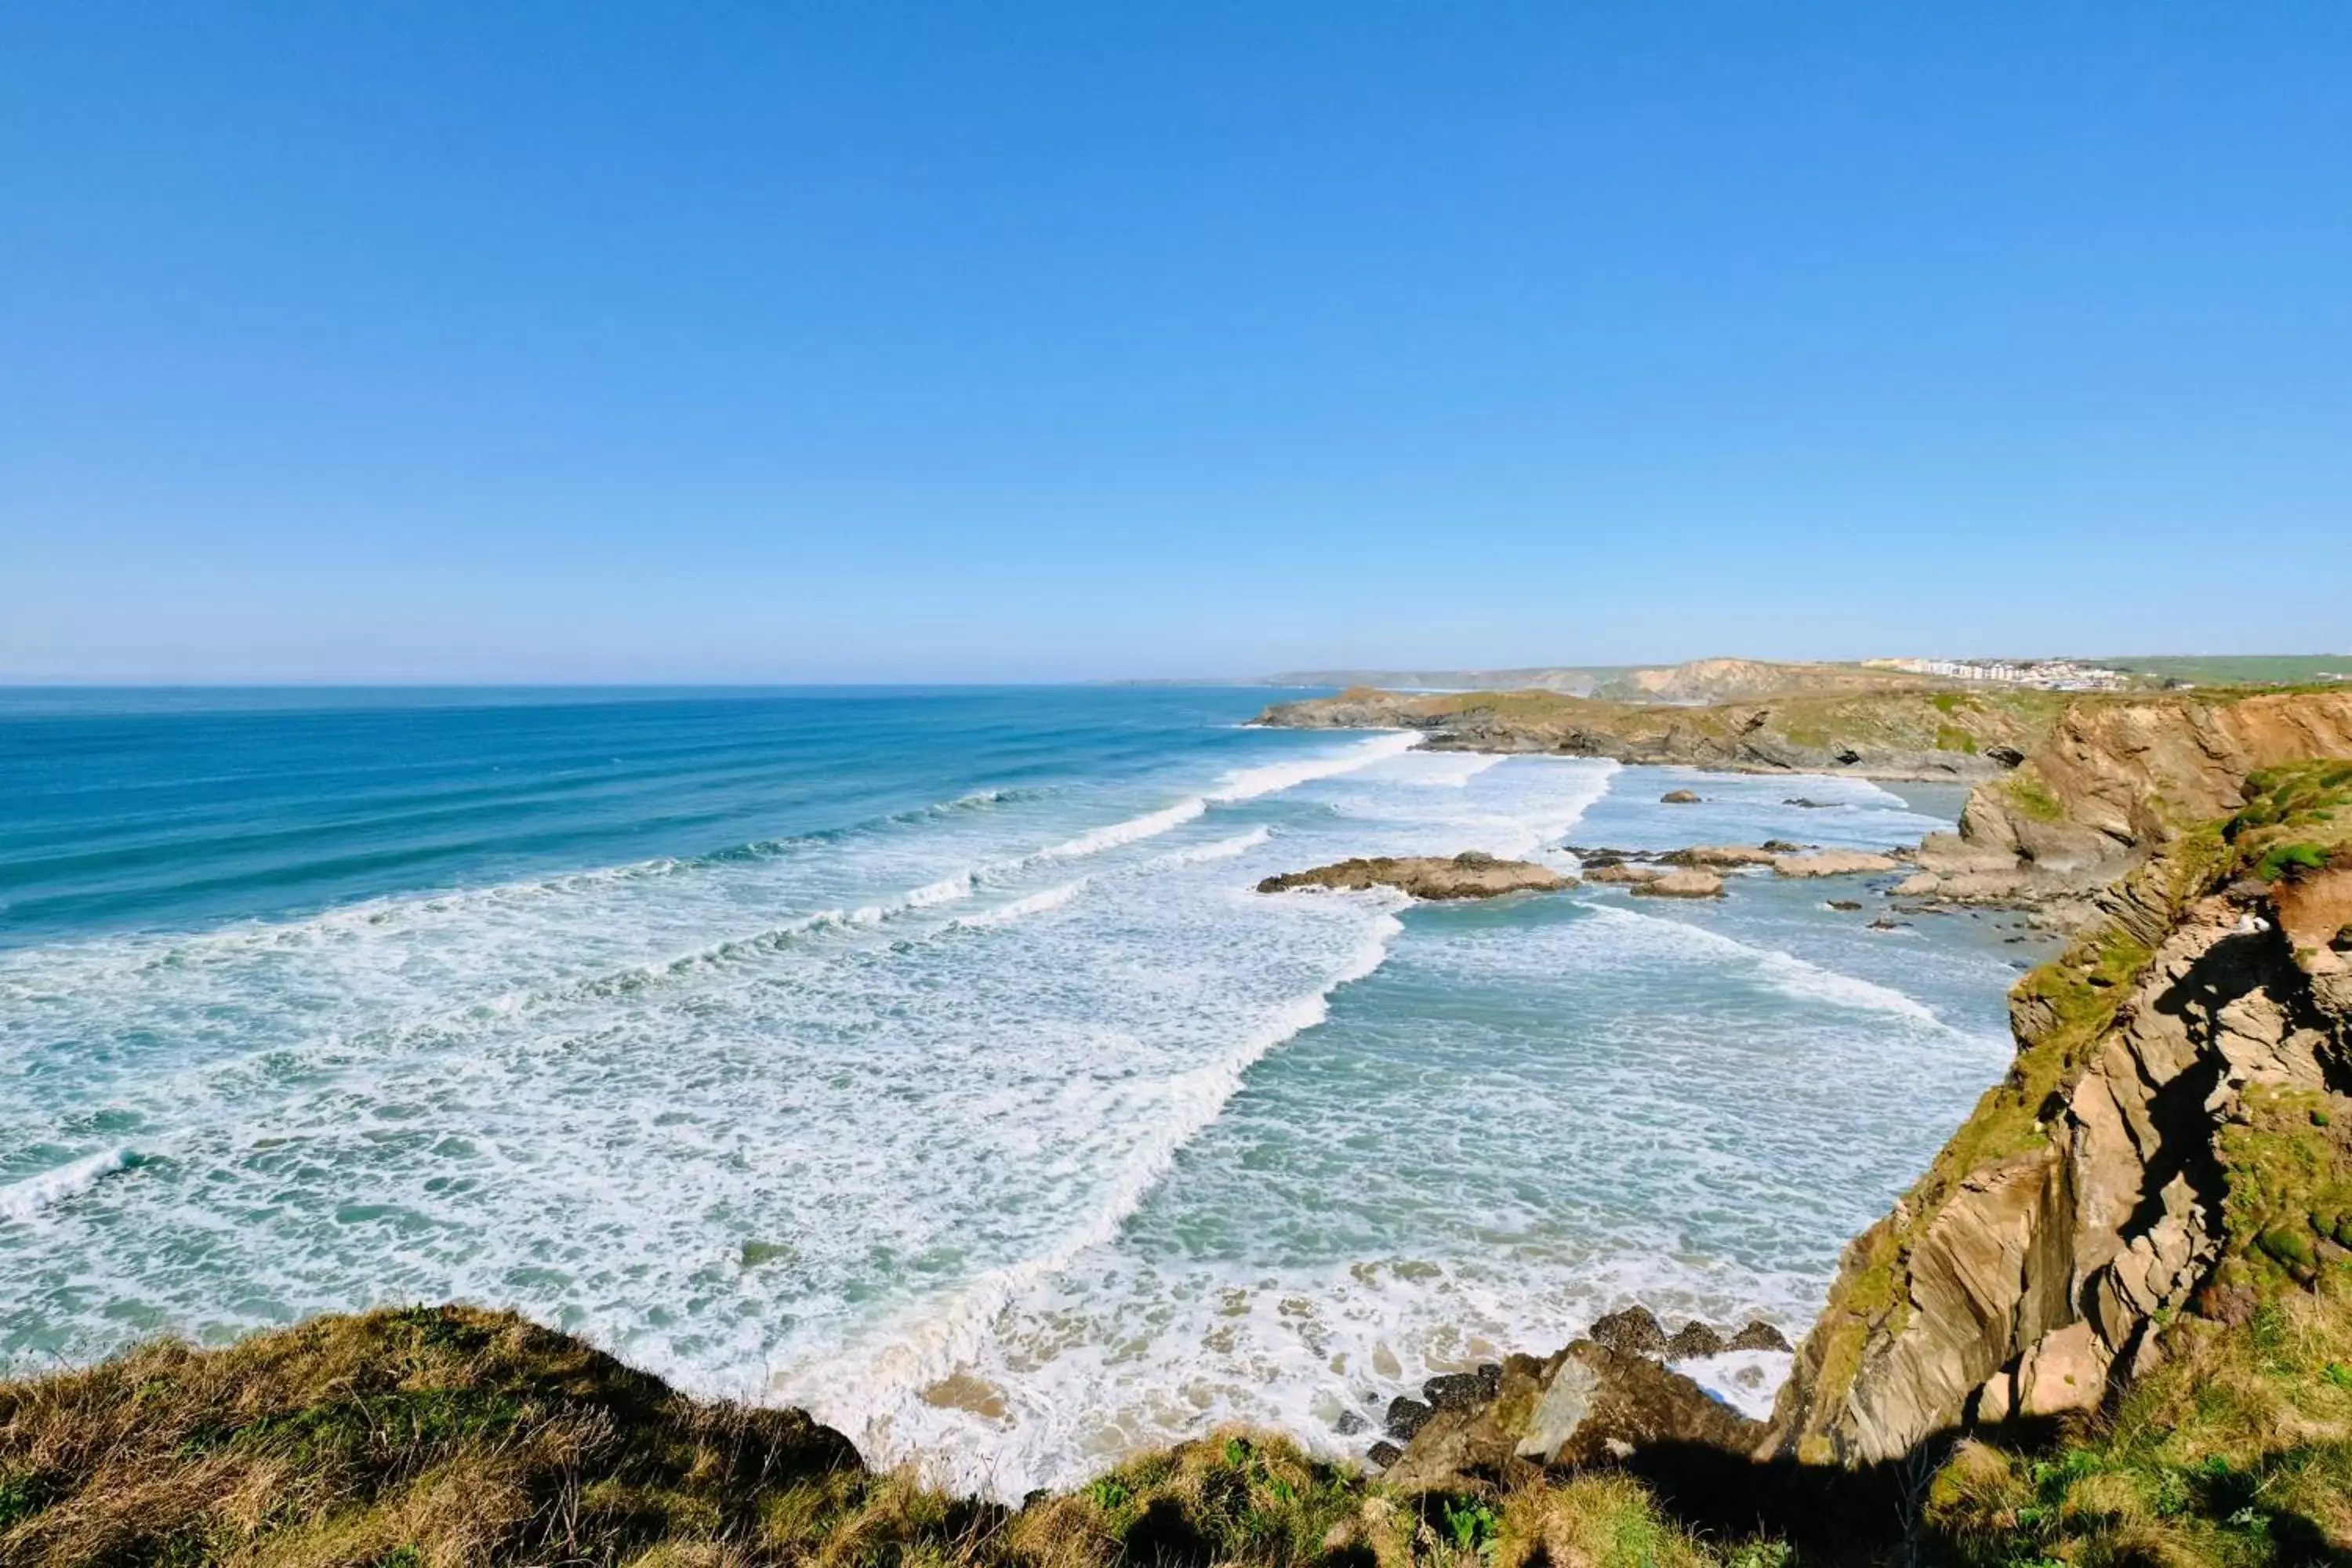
[5, 3, 2347, 682]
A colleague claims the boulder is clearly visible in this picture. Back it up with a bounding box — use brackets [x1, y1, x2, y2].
[1998, 1322, 2111, 1420]
[1584, 862, 1664, 884]
[1425, 1365, 1502, 1410]
[1631, 869, 1725, 899]
[1661, 789, 1702, 804]
[1664, 844, 1777, 869]
[1727, 1320, 1792, 1353]
[1384, 1396, 1435, 1440]
[1828, 899, 1864, 912]
[1378, 1341, 1764, 1494]
[1587, 1306, 1668, 1358]
[1664, 1321, 1725, 1359]
[1772, 850, 1900, 878]
[1258, 852, 1571, 900]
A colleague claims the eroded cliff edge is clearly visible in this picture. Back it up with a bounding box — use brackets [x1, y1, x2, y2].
[1766, 691, 2352, 1466]
[1254, 684, 2071, 781]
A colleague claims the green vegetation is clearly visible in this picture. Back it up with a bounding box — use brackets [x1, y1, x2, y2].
[2215, 1087, 2352, 1293]
[2100, 654, 2352, 689]
[1926, 1284, 2352, 1563]
[16, 1295, 2352, 1564]
[1934, 725, 1979, 754]
[0, 1304, 1772, 1566]
[2225, 763, 2352, 845]
[2000, 769, 2067, 823]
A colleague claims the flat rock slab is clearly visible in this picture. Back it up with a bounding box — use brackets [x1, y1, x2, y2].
[1664, 844, 1778, 868]
[1630, 869, 1725, 899]
[1257, 851, 1572, 900]
[1584, 862, 1664, 884]
[1773, 850, 1900, 877]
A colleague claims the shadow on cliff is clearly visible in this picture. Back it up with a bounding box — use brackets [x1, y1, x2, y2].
[1595, 1418, 2346, 1566]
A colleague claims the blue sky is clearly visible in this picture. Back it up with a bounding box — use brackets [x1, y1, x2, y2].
[5, 3, 2347, 682]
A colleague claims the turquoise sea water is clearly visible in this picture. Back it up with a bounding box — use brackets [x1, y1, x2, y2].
[0, 688, 2050, 1495]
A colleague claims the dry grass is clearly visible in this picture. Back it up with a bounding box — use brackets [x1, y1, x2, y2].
[0, 1305, 1791, 1567]
[27, 1292, 2352, 1566]
[1925, 1283, 2352, 1566]
[0, 1305, 862, 1566]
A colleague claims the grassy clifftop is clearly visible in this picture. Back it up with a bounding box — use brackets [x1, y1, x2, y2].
[0, 1303, 1762, 1567]
[9, 1297, 2352, 1565]
[1254, 684, 2074, 777]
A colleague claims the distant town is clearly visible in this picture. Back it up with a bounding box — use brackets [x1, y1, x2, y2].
[1862, 657, 2131, 690]
[1867, 656, 2351, 691]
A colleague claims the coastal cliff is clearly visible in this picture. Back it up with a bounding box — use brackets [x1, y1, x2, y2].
[9, 693, 2352, 1565]
[1896, 690, 2352, 921]
[1254, 685, 2070, 781]
[1768, 699, 2352, 1468]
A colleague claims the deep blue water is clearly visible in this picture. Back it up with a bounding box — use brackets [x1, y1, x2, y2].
[0, 686, 1307, 946]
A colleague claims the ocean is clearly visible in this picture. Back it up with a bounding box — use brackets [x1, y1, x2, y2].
[0, 686, 2049, 1497]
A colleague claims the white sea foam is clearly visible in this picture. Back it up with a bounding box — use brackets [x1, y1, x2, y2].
[1588, 902, 1948, 1026]
[1671, 1349, 1795, 1422]
[953, 880, 1090, 927]
[1207, 731, 1423, 802]
[0, 1149, 137, 1223]
[907, 873, 975, 907]
[769, 897, 1410, 1489]
[1150, 826, 1272, 866]
[0, 739, 2008, 1504]
[1040, 798, 1210, 859]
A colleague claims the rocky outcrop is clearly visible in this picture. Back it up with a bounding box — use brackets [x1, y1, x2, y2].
[1632, 869, 1725, 900]
[1661, 789, 1702, 804]
[1664, 844, 1778, 869]
[1768, 739, 2352, 1467]
[1772, 850, 1900, 878]
[1377, 1342, 1762, 1494]
[1256, 851, 1571, 900]
[1898, 691, 2352, 921]
[1254, 687, 2065, 781]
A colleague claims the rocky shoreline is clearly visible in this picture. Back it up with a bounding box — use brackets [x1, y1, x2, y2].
[1254, 684, 2065, 782]
[1256, 688, 2352, 1484]
[6, 690, 2350, 1564]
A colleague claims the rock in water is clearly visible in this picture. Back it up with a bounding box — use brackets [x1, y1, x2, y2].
[1630, 869, 1725, 899]
[1772, 850, 1900, 877]
[1256, 852, 1571, 900]
[1663, 844, 1777, 868]
[1587, 1306, 1668, 1358]
[1424, 1365, 1503, 1410]
[1728, 1320, 1792, 1352]
[1661, 789, 1702, 804]
[1384, 1396, 1435, 1440]
[1665, 1321, 1726, 1359]
[1584, 862, 1664, 884]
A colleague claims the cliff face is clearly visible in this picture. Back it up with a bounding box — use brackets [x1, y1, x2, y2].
[1769, 714, 2352, 1467]
[1899, 691, 2352, 920]
[1254, 685, 2070, 782]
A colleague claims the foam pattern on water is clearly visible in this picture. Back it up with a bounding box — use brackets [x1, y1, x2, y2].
[0, 720, 2034, 1501]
